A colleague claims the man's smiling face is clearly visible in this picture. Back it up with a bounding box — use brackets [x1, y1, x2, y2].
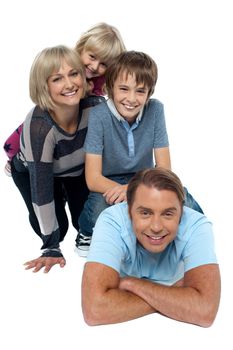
[129, 184, 182, 253]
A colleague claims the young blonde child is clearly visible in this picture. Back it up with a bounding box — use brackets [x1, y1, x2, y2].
[76, 22, 125, 96]
[3, 22, 125, 174]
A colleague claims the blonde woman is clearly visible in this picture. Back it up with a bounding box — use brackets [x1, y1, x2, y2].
[11, 46, 101, 273]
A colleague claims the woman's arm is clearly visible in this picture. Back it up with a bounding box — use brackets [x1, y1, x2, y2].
[23, 116, 62, 257]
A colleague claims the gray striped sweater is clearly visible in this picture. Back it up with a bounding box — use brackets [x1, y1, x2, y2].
[15, 96, 104, 256]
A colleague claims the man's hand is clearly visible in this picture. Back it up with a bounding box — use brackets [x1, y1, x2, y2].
[24, 256, 66, 273]
[103, 185, 127, 205]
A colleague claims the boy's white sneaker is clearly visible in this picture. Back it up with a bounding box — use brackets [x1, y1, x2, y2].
[74, 232, 91, 257]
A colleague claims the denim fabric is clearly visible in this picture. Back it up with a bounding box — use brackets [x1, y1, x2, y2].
[184, 187, 204, 214]
[78, 173, 135, 237]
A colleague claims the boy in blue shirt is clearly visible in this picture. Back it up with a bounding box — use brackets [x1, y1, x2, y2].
[77, 51, 202, 255]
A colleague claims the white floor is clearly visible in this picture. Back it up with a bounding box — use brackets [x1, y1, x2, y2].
[1, 169, 231, 350]
[1, 1, 232, 349]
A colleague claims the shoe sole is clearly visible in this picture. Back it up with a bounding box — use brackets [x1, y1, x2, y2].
[74, 246, 89, 258]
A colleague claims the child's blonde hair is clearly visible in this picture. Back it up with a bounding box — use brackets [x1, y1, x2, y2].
[29, 45, 86, 110]
[75, 22, 126, 66]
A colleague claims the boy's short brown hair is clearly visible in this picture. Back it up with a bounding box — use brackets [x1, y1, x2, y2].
[105, 51, 158, 99]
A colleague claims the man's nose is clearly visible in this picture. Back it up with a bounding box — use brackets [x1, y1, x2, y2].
[150, 216, 163, 232]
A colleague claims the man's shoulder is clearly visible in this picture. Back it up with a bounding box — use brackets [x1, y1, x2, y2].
[87, 202, 134, 273]
[97, 203, 132, 235]
[177, 207, 212, 239]
[99, 202, 129, 223]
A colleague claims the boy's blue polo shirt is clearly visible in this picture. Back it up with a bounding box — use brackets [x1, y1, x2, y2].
[83, 98, 169, 176]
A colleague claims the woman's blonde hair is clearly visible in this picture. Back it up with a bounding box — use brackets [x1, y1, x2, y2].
[29, 45, 86, 110]
[75, 22, 126, 66]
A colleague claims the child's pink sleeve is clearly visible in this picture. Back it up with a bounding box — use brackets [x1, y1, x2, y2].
[92, 76, 106, 96]
[3, 124, 23, 160]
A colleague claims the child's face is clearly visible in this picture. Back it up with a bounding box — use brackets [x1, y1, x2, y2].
[80, 49, 107, 79]
[47, 59, 84, 108]
[112, 71, 149, 123]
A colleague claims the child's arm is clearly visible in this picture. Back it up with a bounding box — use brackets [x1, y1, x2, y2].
[85, 153, 127, 205]
[154, 147, 171, 169]
[3, 124, 23, 160]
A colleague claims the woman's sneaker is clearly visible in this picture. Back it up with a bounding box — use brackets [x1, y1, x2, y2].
[75, 232, 92, 257]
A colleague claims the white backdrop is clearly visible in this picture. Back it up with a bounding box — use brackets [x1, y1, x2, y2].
[1, 1, 232, 349]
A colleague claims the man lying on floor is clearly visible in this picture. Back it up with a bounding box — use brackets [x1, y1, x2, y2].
[81, 168, 221, 327]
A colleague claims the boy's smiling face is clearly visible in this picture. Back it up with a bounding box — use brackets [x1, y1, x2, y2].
[112, 71, 149, 123]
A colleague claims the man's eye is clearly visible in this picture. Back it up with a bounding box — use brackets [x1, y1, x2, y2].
[140, 211, 151, 216]
[164, 211, 174, 217]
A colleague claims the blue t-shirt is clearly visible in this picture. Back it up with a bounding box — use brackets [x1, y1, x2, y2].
[84, 98, 169, 176]
[87, 203, 218, 286]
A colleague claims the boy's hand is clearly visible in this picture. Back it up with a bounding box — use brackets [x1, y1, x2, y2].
[103, 185, 127, 205]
